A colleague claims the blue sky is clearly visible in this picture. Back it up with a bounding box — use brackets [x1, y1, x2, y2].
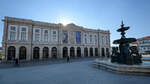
[0, 0, 150, 46]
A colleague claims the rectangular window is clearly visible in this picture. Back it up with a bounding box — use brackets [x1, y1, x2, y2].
[20, 27, 27, 41]
[62, 31, 68, 43]
[9, 25, 17, 40]
[21, 27, 26, 31]
[106, 36, 108, 44]
[102, 36, 104, 44]
[90, 35, 92, 43]
[95, 35, 97, 44]
[10, 26, 16, 31]
[34, 29, 40, 41]
[76, 32, 81, 43]
[53, 31, 56, 34]
[35, 34, 40, 41]
[44, 30, 48, 42]
[84, 34, 87, 44]
[52, 30, 57, 42]
[21, 32, 26, 40]
[10, 32, 16, 40]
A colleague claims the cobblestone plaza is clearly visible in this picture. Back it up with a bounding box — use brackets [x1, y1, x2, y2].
[0, 59, 150, 84]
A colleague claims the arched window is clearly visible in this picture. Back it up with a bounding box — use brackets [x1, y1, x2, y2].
[90, 48, 93, 56]
[19, 46, 26, 60]
[102, 48, 105, 57]
[63, 47, 68, 58]
[106, 48, 110, 57]
[95, 48, 98, 56]
[51, 47, 57, 59]
[7, 46, 16, 60]
[77, 47, 81, 57]
[70, 47, 75, 58]
[84, 47, 88, 57]
[33, 47, 40, 59]
[43, 47, 49, 58]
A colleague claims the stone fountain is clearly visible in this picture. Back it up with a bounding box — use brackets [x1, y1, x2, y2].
[93, 21, 150, 75]
[111, 21, 142, 65]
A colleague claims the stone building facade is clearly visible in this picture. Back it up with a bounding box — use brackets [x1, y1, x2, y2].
[137, 36, 150, 54]
[2, 17, 110, 61]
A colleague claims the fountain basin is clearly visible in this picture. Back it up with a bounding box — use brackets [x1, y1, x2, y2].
[93, 58, 150, 75]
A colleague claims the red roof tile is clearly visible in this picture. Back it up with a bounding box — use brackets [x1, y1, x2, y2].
[137, 36, 150, 41]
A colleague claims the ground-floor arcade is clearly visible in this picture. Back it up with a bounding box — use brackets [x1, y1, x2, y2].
[3, 44, 110, 61]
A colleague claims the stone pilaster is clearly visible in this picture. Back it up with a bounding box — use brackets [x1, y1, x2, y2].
[93, 47, 95, 56]
[27, 45, 31, 60]
[2, 44, 6, 60]
[16, 46, 19, 59]
[98, 48, 100, 56]
[68, 46, 70, 57]
[81, 46, 84, 57]
[49, 46, 52, 58]
[40, 47, 43, 60]
[88, 47, 90, 57]
[83, 47, 85, 57]
[75, 46, 77, 58]
[104, 48, 107, 58]
[58, 46, 63, 59]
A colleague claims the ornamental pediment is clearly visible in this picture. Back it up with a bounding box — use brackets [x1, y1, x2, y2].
[63, 23, 84, 31]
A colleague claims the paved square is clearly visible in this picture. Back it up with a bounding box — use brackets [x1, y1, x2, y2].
[0, 60, 150, 84]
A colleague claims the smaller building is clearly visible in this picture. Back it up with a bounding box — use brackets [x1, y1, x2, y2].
[130, 41, 138, 47]
[130, 36, 150, 54]
[137, 36, 150, 54]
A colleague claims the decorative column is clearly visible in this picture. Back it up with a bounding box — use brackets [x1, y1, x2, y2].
[75, 46, 77, 58]
[40, 47, 43, 60]
[83, 47, 85, 57]
[87, 47, 90, 57]
[31, 47, 33, 60]
[104, 48, 107, 58]
[98, 48, 100, 57]
[81, 46, 84, 58]
[93, 47, 95, 56]
[49, 46, 52, 58]
[59, 27, 63, 44]
[27, 45, 31, 60]
[16, 46, 19, 59]
[68, 46, 70, 57]
[58, 46, 63, 59]
[81, 32, 84, 45]
[68, 31, 70, 44]
[3, 44, 7, 60]
[2, 19, 8, 61]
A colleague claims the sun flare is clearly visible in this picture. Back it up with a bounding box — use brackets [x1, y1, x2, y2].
[59, 19, 72, 26]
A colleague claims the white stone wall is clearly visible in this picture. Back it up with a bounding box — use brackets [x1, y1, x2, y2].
[2, 17, 111, 61]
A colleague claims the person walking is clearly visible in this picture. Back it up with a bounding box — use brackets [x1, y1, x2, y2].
[15, 58, 19, 67]
[67, 56, 70, 63]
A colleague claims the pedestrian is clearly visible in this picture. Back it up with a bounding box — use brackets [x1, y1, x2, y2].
[15, 58, 19, 67]
[67, 56, 70, 63]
